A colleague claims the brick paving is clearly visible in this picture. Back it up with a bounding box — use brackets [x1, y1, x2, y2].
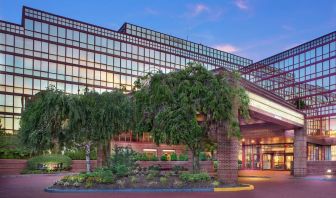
[1, 171, 336, 198]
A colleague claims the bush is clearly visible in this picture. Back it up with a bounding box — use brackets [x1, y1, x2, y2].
[170, 153, 178, 161]
[0, 148, 30, 159]
[172, 165, 188, 174]
[179, 172, 210, 183]
[64, 148, 97, 160]
[159, 177, 168, 184]
[213, 160, 218, 172]
[148, 165, 161, 171]
[0, 133, 30, 159]
[160, 155, 167, 161]
[27, 154, 71, 171]
[109, 146, 138, 177]
[178, 154, 188, 161]
[61, 169, 115, 185]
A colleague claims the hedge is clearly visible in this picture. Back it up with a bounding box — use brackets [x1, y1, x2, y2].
[27, 154, 72, 171]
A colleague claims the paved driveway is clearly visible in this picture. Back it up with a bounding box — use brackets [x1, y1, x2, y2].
[0, 172, 336, 198]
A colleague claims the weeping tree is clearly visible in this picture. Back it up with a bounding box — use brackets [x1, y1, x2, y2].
[133, 62, 249, 173]
[67, 90, 132, 172]
[19, 86, 68, 153]
[96, 91, 133, 167]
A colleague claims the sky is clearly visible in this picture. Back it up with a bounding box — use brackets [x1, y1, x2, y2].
[0, 0, 336, 61]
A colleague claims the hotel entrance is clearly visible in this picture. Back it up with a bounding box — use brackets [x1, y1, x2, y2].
[242, 144, 293, 170]
[262, 153, 293, 170]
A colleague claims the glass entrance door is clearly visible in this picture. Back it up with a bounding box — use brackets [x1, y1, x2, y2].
[273, 154, 285, 170]
[285, 155, 293, 170]
[262, 154, 272, 170]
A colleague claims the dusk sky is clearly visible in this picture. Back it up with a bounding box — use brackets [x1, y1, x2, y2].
[1, 0, 336, 61]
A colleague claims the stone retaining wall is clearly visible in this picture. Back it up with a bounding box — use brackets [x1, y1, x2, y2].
[307, 161, 336, 175]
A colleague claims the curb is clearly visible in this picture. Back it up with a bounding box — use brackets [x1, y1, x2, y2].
[45, 187, 213, 193]
[45, 184, 255, 193]
[214, 184, 254, 192]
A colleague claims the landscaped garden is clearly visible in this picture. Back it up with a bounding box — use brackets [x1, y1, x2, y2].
[1, 62, 252, 191]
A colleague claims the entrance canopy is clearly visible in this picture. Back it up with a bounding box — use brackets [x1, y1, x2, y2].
[240, 79, 305, 144]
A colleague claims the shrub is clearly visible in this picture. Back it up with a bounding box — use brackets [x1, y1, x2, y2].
[146, 173, 156, 181]
[148, 169, 160, 177]
[172, 165, 187, 174]
[109, 146, 138, 177]
[0, 148, 30, 159]
[213, 160, 218, 172]
[148, 165, 161, 171]
[64, 148, 97, 160]
[27, 154, 71, 171]
[130, 176, 138, 184]
[89, 168, 115, 184]
[179, 172, 210, 183]
[160, 155, 167, 161]
[173, 180, 183, 188]
[159, 177, 168, 185]
[170, 153, 178, 161]
[178, 154, 188, 161]
[212, 180, 220, 187]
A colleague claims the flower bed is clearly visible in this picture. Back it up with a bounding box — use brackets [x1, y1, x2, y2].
[49, 168, 221, 190]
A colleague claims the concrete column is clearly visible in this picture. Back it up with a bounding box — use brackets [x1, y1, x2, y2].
[293, 127, 307, 176]
[217, 129, 239, 184]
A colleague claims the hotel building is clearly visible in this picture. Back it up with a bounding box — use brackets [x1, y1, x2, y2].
[0, 7, 335, 175]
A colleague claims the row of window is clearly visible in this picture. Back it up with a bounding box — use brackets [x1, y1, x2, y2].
[22, 18, 240, 70]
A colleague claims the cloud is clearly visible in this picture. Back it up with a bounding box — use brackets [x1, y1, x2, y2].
[184, 3, 224, 21]
[234, 0, 249, 10]
[213, 44, 239, 53]
[189, 3, 209, 17]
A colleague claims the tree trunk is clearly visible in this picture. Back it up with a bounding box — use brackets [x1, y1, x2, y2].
[191, 150, 200, 173]
[97, 143, 103, 168]
[51, 136, 60, 154]
[106, 140, 113, 167]
[85, 143, 91, 173]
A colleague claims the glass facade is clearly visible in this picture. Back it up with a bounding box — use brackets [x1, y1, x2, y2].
[242, 144, 293, 170]
[240, 32, 336, 136]
[0, 7, 252, 134]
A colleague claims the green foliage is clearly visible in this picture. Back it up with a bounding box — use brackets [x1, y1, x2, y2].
[170, 153, 178, 161]
[159, 176, 168, 184]
[148, 165, 161, 171]
[64, 148, 97, 160]
[172, 165, 188, 174]
[146, 173, 156, 181]
[213, 160, 218, 172]
[178, 153, 188, 161]
[179, 172, 210, 183]
[212, 180, 220, 187]
[135, 153, 158, 161]
[0, 148, 30, 159]
[109, 146, 138, 177]
[199, 152, 207, 161]
[60, 169, 115, 186]
[133, 62, 249, 172]
[19, 86, 68, 153]
[27, 154, 71, 171]
[130, 176, 138, 184]
[160, 154, 168, 161]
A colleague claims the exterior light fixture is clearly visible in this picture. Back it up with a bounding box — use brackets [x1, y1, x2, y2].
[242, 138, 245, 142]
[251, 140, 255, 143]
[327, 169, 332, 173]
